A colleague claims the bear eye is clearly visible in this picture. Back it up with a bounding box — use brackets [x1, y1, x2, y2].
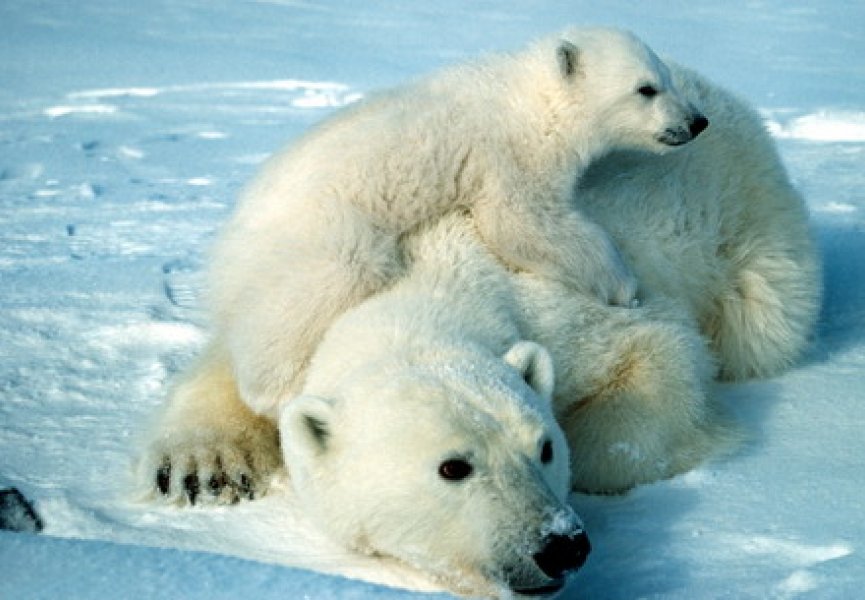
[540, 440, 554, 464]
[438, 459, 473, 481]
[638, 85, 658, 98]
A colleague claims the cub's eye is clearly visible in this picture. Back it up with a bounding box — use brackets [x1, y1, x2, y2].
[438, 459, 473, 481]
[638, 85, 658, 98]
[540, 440, 554, 464]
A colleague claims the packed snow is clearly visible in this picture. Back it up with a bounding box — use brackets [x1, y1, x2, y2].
[1, 0, 863, 598]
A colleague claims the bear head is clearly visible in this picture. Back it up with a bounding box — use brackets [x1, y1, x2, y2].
[280, 340, 589, 597]
[534, 27, 708, 156]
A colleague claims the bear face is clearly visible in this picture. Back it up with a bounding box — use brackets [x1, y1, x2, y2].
[280, 341, 589, 596]
[546, 28, 708, 155]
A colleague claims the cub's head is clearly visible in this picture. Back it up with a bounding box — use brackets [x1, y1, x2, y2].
[534, 27, 708, 156]
[280, 341, 589, 597]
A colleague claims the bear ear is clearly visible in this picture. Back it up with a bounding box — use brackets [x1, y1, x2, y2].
[279, 395, 336, 458]
[503, 341, 556, 400]
[556, 40, 581, 79]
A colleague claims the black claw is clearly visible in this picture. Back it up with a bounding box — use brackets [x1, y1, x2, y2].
[208, 473, 226, 495]
[156, 463, 171, 495]
[183, 474, 200, 505]
[238, 474, 253, 499]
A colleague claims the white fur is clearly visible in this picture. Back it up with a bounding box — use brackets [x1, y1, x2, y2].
[279, 223, 582, 595]
[575, 61, 821, 380]
[138, 28, 819, 599]
[208, 27, 708, 417]
[136, 344, 281, 504]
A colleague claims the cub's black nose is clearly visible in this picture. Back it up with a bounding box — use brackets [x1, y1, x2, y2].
[532, 531, 591, 580]
[689, 114, 709, 137]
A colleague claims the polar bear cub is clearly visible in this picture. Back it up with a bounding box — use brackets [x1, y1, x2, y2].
[210, 27, 709, 416]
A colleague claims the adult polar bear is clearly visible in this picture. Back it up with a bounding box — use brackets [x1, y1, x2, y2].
[210, 27, 709, 417]
[139, 27, 819, 599]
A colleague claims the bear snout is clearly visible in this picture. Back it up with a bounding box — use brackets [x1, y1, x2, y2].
[657, 112, 709, 147]
[532, 530, 592, 580]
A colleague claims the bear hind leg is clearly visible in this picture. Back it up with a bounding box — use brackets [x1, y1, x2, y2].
[706, 248, 820, 381]
[559, 312, 734, 494]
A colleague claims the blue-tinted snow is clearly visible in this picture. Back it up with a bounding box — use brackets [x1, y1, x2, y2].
[1, 1, 863, 598]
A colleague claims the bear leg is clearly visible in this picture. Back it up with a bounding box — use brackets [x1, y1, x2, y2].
[516, 280, 734, 493]
[137, 341, 281, 505]
[705, 179, 821, 381]
[558, 309, 732, 493]
[216, 221, 404, 417]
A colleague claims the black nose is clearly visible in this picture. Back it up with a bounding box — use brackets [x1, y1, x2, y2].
[532, 531, 591, 579]
[689, 114, 709, 137]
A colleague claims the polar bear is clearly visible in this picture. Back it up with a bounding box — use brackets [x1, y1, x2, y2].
[210, 27, 709, 417]
[279, 221, 591, 597]
[145, 214, 593, 597]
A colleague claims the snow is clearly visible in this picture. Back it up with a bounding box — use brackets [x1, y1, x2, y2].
[766, 110, 865, 142]
[1, 0, 863, 598]
[0, 531, 447, 600]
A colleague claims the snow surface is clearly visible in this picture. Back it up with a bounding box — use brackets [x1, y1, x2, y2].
[1, 1, 864, 598]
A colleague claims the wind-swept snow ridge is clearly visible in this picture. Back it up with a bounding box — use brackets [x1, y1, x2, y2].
[45, 80, 363, 119]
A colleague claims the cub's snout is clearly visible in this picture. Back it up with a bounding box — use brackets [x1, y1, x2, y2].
[689, 114, 709, 137]
[658, 111, 709, 146]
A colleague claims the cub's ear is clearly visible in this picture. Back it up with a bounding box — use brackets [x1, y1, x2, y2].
[503, 341, 556, 400]
[279, 395, 336, 460]
[556, 40, 580, 79]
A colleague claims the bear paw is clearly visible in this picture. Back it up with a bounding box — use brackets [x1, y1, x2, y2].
[139, 426, 281, 506]
[584, 251, 638, 308]
[596, 267, 639, 308]
[573, 221, 639, 307]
